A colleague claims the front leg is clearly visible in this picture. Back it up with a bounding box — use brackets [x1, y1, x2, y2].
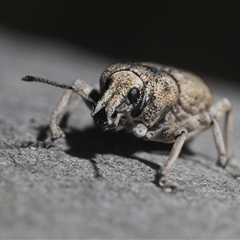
[22, 79, 100, 149]
[145, 126, 188, 183]
[133, 124, 188, 188]
[50, 79, 99, 141]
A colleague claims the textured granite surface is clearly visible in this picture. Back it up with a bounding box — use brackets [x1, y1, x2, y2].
[0, 29, 240, 239]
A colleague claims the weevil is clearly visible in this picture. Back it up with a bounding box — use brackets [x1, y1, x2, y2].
[22, 62, 233, 189]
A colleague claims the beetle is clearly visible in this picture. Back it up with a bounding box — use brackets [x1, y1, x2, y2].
[22, 62, 233, 189]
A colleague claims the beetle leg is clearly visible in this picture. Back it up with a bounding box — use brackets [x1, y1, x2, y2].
[22, 80, 100, 149]
[49, 88, 72, 140]
[145, 126, 188, 188]
[177, 98, 232, 168]
[208, 98, 233, 167]
[50, 79, 99, 141]
[159, 130, 188, 176]
[210, 117, 228, 167]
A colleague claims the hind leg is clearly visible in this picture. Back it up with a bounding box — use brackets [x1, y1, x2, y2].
[209, 98, 233, 167]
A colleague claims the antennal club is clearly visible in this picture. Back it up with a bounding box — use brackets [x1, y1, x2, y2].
[21, 75, 96, 104]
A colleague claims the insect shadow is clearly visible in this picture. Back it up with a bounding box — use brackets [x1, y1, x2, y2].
[35, 120, 195, 179]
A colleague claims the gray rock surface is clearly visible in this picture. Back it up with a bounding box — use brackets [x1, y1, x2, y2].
[0, 29, 240, 239]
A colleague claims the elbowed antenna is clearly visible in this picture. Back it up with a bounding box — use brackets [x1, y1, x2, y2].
[21, 75, 96, 104]
[22, 75, 73, 90]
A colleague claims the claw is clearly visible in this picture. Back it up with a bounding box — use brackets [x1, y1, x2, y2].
[155, 172, 178, 193]
[21, 140, 54, 149]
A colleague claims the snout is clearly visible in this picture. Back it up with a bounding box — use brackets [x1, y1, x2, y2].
[93, 107, 118, 131]
[93, 107, 108, 130]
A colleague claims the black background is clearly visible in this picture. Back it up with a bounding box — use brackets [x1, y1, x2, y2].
[1, 0, 239, 81]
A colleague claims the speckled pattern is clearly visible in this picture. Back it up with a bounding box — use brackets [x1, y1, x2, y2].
[0, 29, 240, 239]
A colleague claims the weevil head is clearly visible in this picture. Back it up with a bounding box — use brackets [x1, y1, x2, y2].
[92, 70, 145, 130]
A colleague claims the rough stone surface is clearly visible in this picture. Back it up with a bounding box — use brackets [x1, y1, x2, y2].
[0, 29, 240, 239]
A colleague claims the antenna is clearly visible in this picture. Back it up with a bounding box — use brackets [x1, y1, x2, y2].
[22, 75, 96, 104]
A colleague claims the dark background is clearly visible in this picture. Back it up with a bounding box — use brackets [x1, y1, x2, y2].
[1, 0, 239, 81]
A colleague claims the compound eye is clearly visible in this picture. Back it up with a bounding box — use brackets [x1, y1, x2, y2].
[128, 87, 140, 105]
